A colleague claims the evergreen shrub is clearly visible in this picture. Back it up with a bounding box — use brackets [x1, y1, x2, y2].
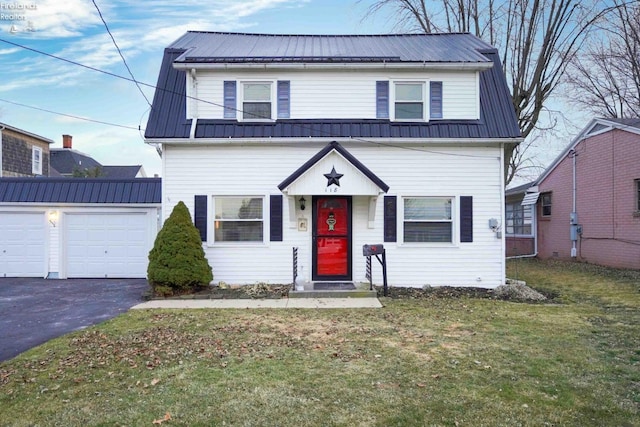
[147, 201, 213, 296]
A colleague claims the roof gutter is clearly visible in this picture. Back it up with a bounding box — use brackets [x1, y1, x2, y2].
[144, 136, 523, 145]
[172, 62, 494, 72]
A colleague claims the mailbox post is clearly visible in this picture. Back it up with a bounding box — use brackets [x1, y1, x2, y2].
[363, 244, 388, 296]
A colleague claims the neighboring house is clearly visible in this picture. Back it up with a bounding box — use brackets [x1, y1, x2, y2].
[51, 134, 146, 178]
[144, 31, 521, 288]
[0, 178, 161, 278]
[505, 182, 537, 257]
[506, 118, 640, 269]
[0, 122, 52, 177]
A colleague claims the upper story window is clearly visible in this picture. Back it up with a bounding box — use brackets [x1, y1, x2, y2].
[242, 82, 273, 120]
[635, 179, 640, 212]
[32, 146, 42, 175]
[394, 82, 424, 120]
[379, 80, 444, 121]
[223, 80, 290, 121]
[541, 193, 552, 217]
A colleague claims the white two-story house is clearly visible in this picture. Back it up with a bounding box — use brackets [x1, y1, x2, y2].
[145, 31, 521, 288]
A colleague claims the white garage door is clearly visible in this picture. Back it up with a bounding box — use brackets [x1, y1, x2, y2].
[0, 212, 46, 277]
[65, 213, 150, 278]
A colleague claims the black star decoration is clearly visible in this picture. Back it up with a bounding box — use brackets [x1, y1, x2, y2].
[324, 166, 344, 187]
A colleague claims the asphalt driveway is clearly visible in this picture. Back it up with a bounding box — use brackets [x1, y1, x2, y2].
[0, 278, 149, 362]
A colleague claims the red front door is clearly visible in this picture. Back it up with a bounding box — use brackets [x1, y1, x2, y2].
[313, 196, 352, 281]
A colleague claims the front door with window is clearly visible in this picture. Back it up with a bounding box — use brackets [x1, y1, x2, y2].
[312, 196, 352, 281]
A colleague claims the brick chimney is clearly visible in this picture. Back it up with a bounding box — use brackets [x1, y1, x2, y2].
[62, 134, 72, 149]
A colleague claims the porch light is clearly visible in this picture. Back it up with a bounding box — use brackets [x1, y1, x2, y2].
[299, 196, 306, 211]
[48, 210, 58, 227]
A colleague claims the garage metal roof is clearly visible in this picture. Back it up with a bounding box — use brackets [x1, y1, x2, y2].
[0, 178, 161, 204]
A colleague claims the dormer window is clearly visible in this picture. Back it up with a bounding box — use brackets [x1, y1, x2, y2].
[379, 80, 444, 121]
[223, 80, 290, 121]
[394, 82, 425, 120]
[242, 82, 273, 120]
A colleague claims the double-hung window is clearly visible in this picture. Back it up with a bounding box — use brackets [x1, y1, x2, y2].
[242, 82, 273, 120]
[214, 197, 264, 242]
[541, 193, 552, 217]
[32, 146, 42, 175]
[394, 82, 424, 120]
[403, 197, 453, 243]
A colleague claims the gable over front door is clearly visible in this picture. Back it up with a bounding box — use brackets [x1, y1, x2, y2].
[312, 196, 352, 281]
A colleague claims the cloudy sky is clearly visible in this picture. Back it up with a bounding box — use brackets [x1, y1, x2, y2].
[0, 0, 390, 177]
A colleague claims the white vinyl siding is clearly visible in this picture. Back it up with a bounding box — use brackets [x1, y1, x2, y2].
[162, 142, 503, 287]
[189, 70, 478, 120]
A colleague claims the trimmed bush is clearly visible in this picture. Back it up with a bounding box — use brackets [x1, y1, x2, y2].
[148, 201, 213, 296]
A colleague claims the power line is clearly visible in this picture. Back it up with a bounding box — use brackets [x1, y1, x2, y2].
[0, 38, 501, 160]
[0, 97, 140, 131]
[91, 0, 152, 108]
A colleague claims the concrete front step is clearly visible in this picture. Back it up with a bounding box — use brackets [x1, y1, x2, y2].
[289, 289, 378, 299]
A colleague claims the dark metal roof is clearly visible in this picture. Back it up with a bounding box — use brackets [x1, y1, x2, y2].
[278, 141, 389, 192]
[50, 149, 102, 175]
[0, 178, 161, 204]
[101, 166, 144, 179]
[170, 32, 493, 64]
[145, 33, 521, 141]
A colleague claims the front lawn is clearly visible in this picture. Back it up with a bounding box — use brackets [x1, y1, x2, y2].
[1, 259, 638, 426]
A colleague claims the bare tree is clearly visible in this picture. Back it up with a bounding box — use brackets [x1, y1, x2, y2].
[362, 0, 622, 184]
[565, 1, 640, 118]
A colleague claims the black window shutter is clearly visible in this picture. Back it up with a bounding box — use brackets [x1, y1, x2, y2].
[194, 195, 207, 242]
[383, 195, 397, 242]
[460, 196, 473, 243]
[430, 81, 443, 119]
[270, 195, 283, 242]
[376, 81, 389, 119]
[277, 81, 290, 118]
[223, 81, 236, 119]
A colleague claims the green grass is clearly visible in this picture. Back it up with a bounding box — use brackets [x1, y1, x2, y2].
[1, 259, 638, 426]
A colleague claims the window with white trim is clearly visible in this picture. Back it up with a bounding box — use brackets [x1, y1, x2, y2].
[393, 82, 425, 120]
[505, 202, 532, 236]
[32, 146, 42, 175]
[403, 197, 453, 242]
[214, 197, 264, 242]
[241, 82, 273, 120]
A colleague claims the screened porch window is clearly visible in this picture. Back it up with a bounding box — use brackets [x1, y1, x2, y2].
[214, 197, 264, 242]
[403, 197, 452, 242]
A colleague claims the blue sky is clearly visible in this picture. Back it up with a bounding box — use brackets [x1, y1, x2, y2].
[0, 0, 392, 177]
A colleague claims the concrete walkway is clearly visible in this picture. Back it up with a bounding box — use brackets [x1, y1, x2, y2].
[132, 297, 382, 309]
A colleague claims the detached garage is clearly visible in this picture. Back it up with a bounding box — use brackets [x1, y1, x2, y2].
[0, 178, 161, 278]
